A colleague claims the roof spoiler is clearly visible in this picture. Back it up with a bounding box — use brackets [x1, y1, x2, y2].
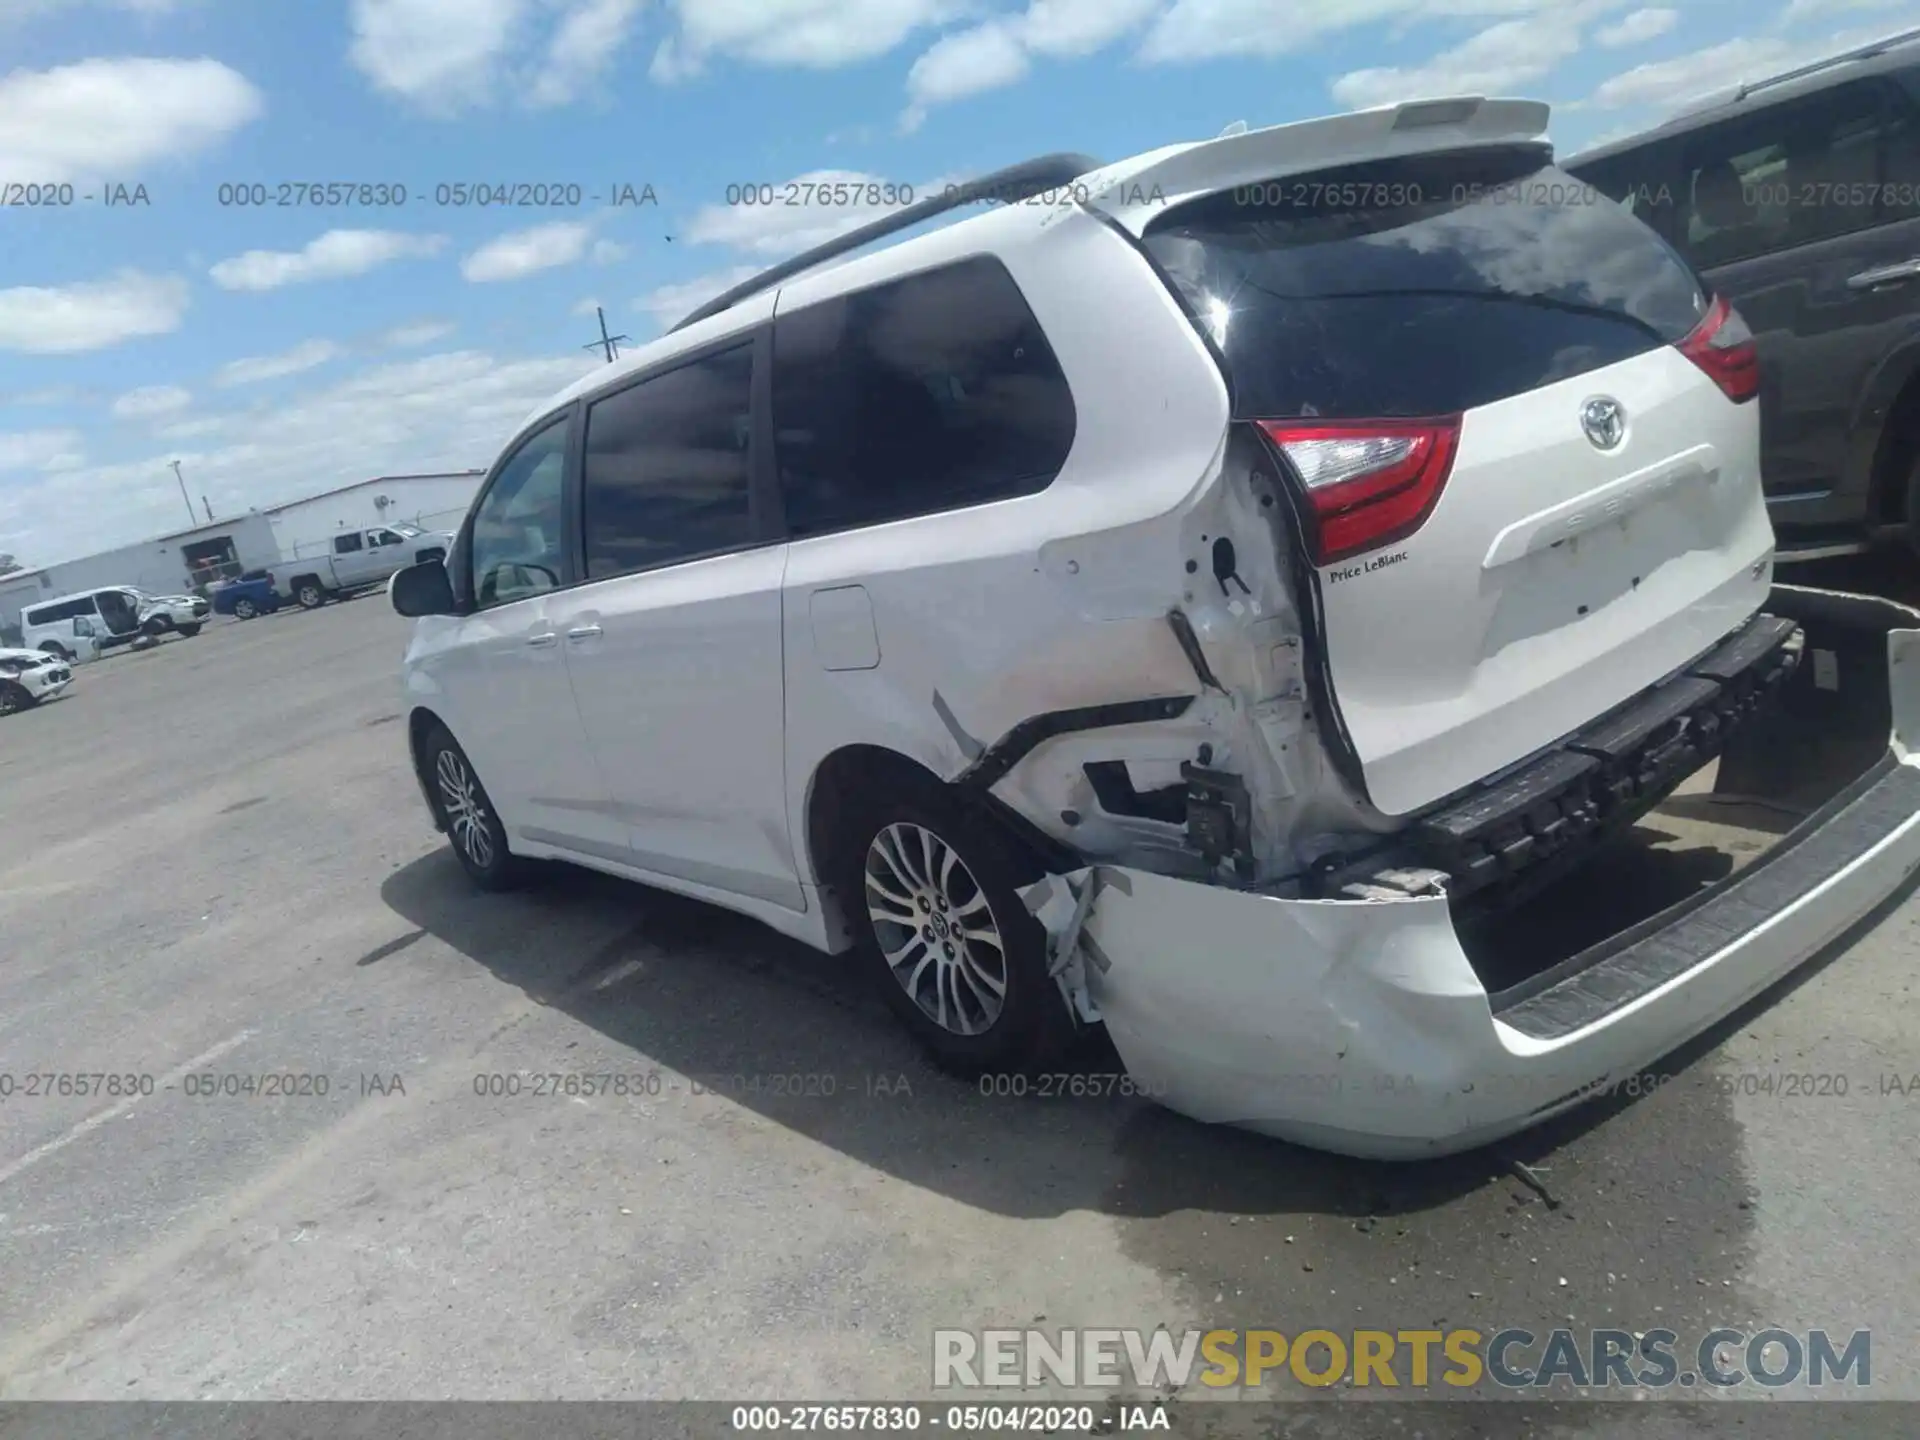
[670, 151, 1103, 333]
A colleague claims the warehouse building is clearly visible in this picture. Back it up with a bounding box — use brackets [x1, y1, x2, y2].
[0, 471, 483, 641]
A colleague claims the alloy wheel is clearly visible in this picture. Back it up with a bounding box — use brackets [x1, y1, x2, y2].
[863, 821, 1009, 1036]
[435, 748, 495, 869]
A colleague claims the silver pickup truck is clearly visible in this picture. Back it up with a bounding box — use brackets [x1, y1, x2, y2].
[273, 524, 456, 610]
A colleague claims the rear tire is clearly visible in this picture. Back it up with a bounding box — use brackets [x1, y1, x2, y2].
[296, 581, 327, 610]
[232, 598, 258, 620]
[834, 782, 1073, 1077]
[421, 724, 531, 891]
[0, 681, 33, 716]
[177, 623, 202, 638]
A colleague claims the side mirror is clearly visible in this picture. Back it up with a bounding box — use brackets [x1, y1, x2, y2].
[390, 559, 456, 617]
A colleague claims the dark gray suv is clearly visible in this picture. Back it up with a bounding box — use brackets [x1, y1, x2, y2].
[1567, 27, 1920, 560]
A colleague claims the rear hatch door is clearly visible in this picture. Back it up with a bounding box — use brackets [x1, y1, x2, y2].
[1128, 137, 1774, 817]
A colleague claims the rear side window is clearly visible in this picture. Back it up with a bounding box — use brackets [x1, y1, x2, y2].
[1675, 79, 1915, 267]
[581, 342, 755, 579]
[1142, 147, 1708, 420]
[771, 254, 1076, 539]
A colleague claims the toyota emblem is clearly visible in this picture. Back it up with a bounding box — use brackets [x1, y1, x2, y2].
[1580, 396, 1626, 450]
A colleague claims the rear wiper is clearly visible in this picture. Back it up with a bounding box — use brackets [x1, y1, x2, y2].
[1236, 280, 1669, 345]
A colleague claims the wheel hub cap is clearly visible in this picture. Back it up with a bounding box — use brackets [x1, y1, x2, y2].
[435, 750, 494, 869]
[863, 821, 1008, 1036]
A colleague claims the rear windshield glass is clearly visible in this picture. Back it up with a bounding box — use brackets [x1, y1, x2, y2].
[1142, 147, 1707, 419]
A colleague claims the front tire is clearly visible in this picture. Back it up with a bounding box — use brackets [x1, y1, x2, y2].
[0, 681, 34, 716]
[421, 725, 530, 891]
[838, 786, 1073, 1077]
[40, 643, 71, 663]
[177, 623, 202, 638]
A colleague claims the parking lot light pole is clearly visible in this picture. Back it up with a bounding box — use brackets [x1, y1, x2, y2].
[169, 460, 195, 525]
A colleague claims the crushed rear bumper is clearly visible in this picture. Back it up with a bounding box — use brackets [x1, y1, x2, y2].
[1021, 585, 1920, 1159]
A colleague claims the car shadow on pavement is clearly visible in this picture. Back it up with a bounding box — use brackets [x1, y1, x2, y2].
[376, 840, 1918, 1230]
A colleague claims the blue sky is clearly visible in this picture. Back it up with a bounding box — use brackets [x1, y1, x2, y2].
[0, 0, 1910, 566]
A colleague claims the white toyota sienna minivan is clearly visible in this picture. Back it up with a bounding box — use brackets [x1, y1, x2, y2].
[391, 98, 1920, 1157]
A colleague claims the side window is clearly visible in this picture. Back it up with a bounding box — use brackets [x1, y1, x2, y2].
[772, 254, 1077, 539]
[334, 533, 364, 554]
[469, 416, 570, 608]
[581, 343, 754, 579]
[23, 607, 45, 627]
[1679, 82, 1896, 267]
[73, 617, 96, 637]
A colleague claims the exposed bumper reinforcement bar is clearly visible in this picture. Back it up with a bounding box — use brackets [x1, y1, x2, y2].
[1021, 584, 1920, 1159]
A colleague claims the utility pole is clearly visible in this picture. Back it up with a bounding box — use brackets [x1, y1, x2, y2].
[202, 495, 214, 523]
[169, 460, 195, 525]
[582, 306, 630, 364]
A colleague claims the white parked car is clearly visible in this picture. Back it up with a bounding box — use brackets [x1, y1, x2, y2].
[22, 585, 207, 660]
[273, 523, 456, 610]
[0, 647, 73, 714]
[391, 99, 1920, 1158]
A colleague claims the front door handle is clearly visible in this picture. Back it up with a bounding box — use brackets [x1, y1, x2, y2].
[526, 632, 558, 648]
[566, 625, 603, 641]
[1848, 257, 1920, 290]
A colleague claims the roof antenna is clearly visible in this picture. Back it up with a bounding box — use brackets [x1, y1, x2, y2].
[1218, 119, 1249, 137]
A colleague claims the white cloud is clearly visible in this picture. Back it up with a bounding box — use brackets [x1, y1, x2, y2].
[637, 266, 761, 326]
[1587, 35, 1795, 108]
[1332, 11, 1584, 109]
[41, 451, 86, 472]
[349, 0, 525, 111]
[1020, 0, 1163, 54]
[529, 0, 645, 105]
[1783, 0, 1910, 19]
[650, 0, 958, 79]
[0, 429, 84, 473]
[572, 297, 606, 317]
[899, 0, 1159, 125]
[903, 23, 1031, 129]
[682, 170, 916, 256]
[1140, 0, 1593, 63]
[1597, 6, 1676, 46]
[591, 238, 630, 264]
[111, 385, 193, 420]
[462, 221, 595, 281]
[381, 319, 455, 348]
[156, 416, 228, 441]
[0, 349, 599, 565]
[209, 229, 447, 291]
[0, 57, 262, 183]
[216, 339, 345, 388]
[0, 271, 189, 354]
[350, 0, 648, 112]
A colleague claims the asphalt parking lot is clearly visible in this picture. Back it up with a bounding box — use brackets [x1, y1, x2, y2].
[2, 571, 1918, 1435]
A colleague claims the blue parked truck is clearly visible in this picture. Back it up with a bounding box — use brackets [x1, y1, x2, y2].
[210, 570, 283, 621]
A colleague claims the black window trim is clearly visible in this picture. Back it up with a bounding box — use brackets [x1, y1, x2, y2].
[566, 325, 781, 589]
[458, 405, 581, 614]
[765, 250, 1079, 545]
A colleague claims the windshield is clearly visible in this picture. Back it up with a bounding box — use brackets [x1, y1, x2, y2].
[1142, 146, 1707, 419]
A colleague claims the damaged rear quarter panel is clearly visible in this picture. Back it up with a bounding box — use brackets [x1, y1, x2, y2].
[778, 209, 1236, 885]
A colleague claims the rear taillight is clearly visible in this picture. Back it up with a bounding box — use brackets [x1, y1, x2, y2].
[1678, 293, 1759, 403]
[1256, 416, 1462, 567]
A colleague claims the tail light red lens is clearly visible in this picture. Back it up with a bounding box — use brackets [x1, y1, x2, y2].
[1678, 293, 1759, 403]
[1256, 416, 1462, 567]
